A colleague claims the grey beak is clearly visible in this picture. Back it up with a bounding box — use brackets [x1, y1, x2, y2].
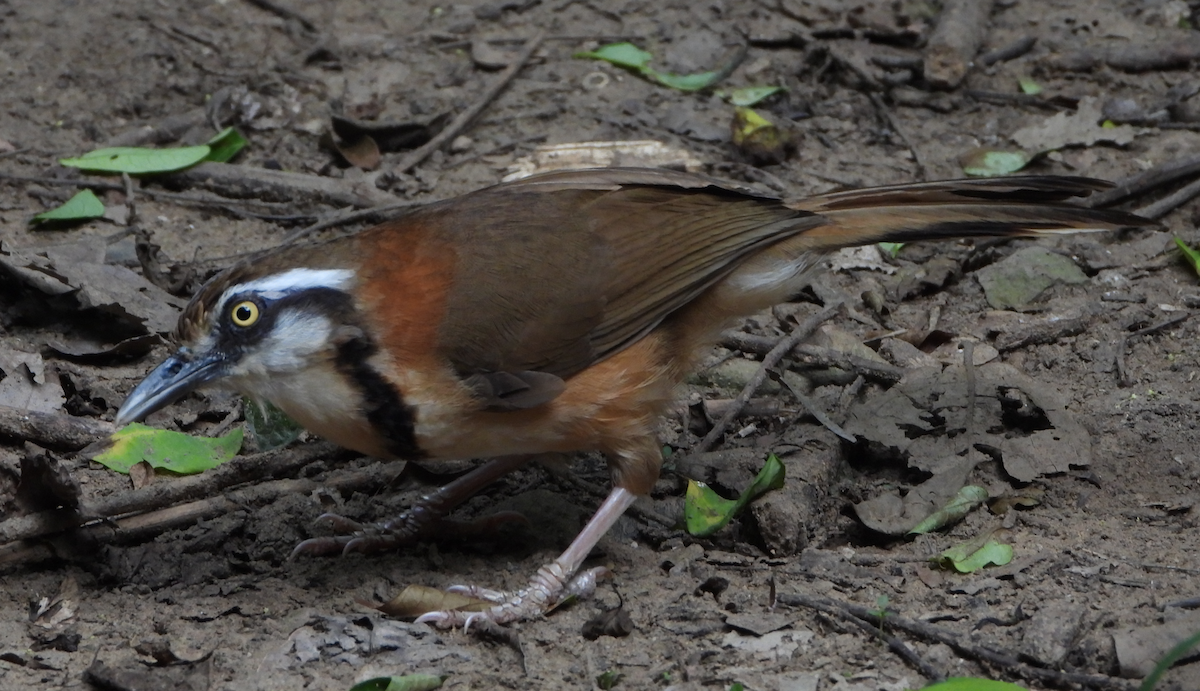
[114, 348, 229, 426]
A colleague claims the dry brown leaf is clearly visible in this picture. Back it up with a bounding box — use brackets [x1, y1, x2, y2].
[373, 585, 492, 618]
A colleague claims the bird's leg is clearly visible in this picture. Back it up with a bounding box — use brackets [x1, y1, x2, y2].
[290, 454, 534, 557]
[417, 485, 638, 628]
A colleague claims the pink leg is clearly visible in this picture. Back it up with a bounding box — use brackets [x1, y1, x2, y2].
[290, 454, 534, 558]
[417, 486, 639, 628]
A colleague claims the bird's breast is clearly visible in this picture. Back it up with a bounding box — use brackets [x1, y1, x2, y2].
[234, 362, 395, 459]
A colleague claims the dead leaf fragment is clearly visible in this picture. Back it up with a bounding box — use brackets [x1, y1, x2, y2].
[0, 238, 185, 335]
[581, 605, 635, 639]
[373, 585, 492, 618]
[1011, 96, 1140, 153]
[0, 350, 64, 413]
[503, 140, 703, 181]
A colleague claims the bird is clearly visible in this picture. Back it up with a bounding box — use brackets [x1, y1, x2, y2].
[114, 167, 1149, 627]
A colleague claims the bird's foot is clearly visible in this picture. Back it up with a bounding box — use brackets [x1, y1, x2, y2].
[289, 508, 527, 558]
[416, 561, 611, 629]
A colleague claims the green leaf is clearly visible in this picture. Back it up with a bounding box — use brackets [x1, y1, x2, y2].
[922, 678, 1027, 691]
[961, 148, 1030, 177]
[647, 68, 722, 92]
[31, 189, 105, 224]
[1139, 626, 1200, 691]
[92, 423, 243, 474]
[879, 242, 905, 257]
[347, 674, 445, 691]
[244, 398, 304, 452]
[938, 538, 1013, 573]
[719, 86, 786, 107]
[596, 670, 622, 690]
[60, 145, 211, 174]
[575, 41, 725, 92]
[685, 454, 785, 537]
[1175, 237, 1200, 277]
[910, 485, 989, 534]
[1017, 76, 1042, 95]
[204, 127, 248, 163]
[574, 42, 653, 70]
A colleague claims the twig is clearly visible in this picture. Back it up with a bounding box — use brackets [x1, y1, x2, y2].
[281, 198, 432, 245]
[1114, 313, 1189, 387]
[394, 30, 546, 175]
[769, 369, 856, 442]
[1050, 38, 1200, 73]
[965, 89, 1076, 111]
[241, 0, 317, 32]
[721, 331, 906, 384]
[1135, 176, 1200, 220]
[868, 93, 926, 180]
[697, 304, 840, 452]
[0, 443, 343, 548]
[165, 161, 398, 208]
[812, 607, 943, 683]
[1130, 313, 1190, 338]
[1085, 153, 1200, 208]
[980, 36, 1037, 66]
[778, 592, 1135, 690]
[0, 463, 396, 569]
[922, 0, 995, 89]
[961, 341, 976, 459]
[0, 172, 320, 218]
[0, 406, 114, 451]
[1115, 334, 1131, 387]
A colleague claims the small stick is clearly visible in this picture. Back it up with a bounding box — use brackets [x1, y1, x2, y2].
[1135, 176, 1200, 220]
[0, 464, 394, 569]
[0, 172, 311, 218]
[1115, 334, 1131, 387]
[1129, 313, 1189, 338]
[0, 443, 341, 547]
[769, 369, 856, 442]
[697, 303, 840, 452]
[923, 0, 995, 89]
[812, 607, 943, 683]
[779, 592, 1135, 690]
[960, 341, 976, 459]
[721, 331, 906, 384]
[241, 0, 317, 32]
[1114, 313, 1189, 387]
[980, 36, 1036, 66]
[394, 30, 547, 175]
[0, 406, 114, 451]
[1085, 153, 1200, 208]
[869, 93, 926, 180]
[282, 198, 432, 245]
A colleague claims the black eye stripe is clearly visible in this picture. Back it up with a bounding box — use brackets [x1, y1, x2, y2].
[215, 288, 359, 344]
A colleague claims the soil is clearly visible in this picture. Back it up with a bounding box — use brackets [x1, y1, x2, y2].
[1, 1, 1199, 690]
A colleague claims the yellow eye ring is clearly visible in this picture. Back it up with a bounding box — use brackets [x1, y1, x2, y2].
[230, 301, 260, 327]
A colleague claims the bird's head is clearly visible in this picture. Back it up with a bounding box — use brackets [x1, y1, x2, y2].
[115, 262, 362, 426]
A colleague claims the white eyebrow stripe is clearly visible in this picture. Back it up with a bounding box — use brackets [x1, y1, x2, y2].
[217, 268, 356, 309]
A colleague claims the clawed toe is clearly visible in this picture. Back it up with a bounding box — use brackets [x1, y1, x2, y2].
[413, 563, 613, 629]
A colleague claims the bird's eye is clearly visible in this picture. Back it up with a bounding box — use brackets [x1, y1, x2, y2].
[230, 301, 260, 327]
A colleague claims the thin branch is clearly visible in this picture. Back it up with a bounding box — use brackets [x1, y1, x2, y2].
[394, 30, 547, 174]
[697, 304, 840, 452]
[779, 592, 1135, 690]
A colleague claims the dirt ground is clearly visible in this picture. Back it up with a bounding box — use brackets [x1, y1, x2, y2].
[1, 0, 1200, 689]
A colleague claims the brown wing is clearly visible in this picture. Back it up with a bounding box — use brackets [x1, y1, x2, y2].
[421, 168, 823, 379]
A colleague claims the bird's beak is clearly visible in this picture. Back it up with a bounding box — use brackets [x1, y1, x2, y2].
[114, 347, 230, 426]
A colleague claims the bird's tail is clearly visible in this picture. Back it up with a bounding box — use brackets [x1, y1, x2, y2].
[696, 176, 1151, 321]
[783, 175, 1150, 249]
